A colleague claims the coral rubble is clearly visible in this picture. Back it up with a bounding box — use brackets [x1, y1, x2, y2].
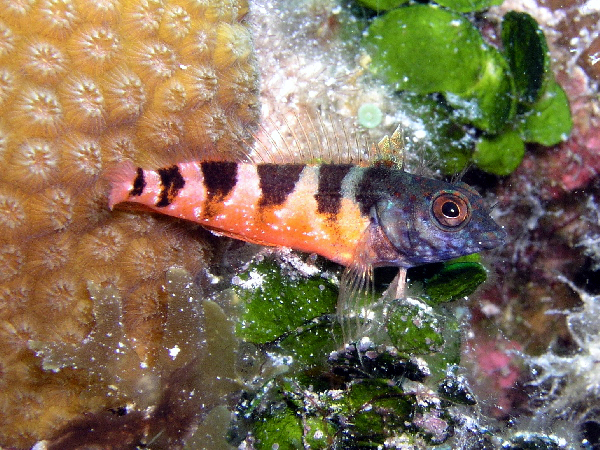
[0, 0, 258, 446]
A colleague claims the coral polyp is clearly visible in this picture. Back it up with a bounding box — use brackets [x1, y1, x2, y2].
[0, 243, 22, 283]
[34, 0, 79, 39]
[159, 5, 192, 43]
[13, 86, 64, 137]
[8, 138, 59, 190]
[68, 24, 121, 73]
[102, 67, 146, 124]
[73, 0, 121, 23]
[59, 76, 106, 132]
[28, 187, 73, 233]
[0, 187, 27, 235]
[20, 39, 67, 84]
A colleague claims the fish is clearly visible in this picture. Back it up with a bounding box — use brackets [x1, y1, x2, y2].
[107, 127, 506, 341]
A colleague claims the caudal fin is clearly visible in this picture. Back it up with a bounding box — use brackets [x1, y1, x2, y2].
[105, 161, 138, 209]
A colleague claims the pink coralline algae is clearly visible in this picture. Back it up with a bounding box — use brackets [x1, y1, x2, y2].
[525, 126, 600, 201]
[464, 336, 524, 418]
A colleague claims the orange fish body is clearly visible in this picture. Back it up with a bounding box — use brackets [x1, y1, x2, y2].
[109, 161, 370, 266]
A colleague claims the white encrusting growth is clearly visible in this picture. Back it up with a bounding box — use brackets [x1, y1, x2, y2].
[527, 276, 600, 438]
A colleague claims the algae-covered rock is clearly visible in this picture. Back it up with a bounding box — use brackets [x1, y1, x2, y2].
[386, 298, 446, 354]
[230, 253, 494, 447]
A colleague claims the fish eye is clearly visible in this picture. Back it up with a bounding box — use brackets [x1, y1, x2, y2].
[441, 201, 460, 217]
[431, 192, 470, 229]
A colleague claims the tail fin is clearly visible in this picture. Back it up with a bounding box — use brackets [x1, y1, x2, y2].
[105, 161, 138, 209]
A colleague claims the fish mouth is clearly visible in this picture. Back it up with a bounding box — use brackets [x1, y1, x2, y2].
[480, 239, 505, 250]
[478, 229, 507, 249]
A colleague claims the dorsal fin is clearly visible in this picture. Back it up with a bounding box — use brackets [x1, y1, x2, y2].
[248, 108, 383, 166]
[371, 125, 405, 170]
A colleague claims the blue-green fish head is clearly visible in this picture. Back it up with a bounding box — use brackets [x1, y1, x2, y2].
[375, 174, 506, 267]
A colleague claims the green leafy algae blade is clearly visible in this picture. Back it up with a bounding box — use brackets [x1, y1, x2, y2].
[473, 130, 526, 176]
[502, 11, 550, 106]
[363, 5, 516, 134]
[233, 259, 338, 345]
[421, 261, 488, 304]
[355, 0, 409, 12]
[435, 0, 503, 13]
[520, 79, 573, 146]
[363, 5, 487, 95]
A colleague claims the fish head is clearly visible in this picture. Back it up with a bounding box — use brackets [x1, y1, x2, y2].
[375, 175, 506, 267]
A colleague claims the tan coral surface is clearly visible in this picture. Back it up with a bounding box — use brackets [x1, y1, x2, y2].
[0, 0, 258, 446]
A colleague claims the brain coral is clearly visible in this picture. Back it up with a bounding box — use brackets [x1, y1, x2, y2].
[0, 0, 258, 446]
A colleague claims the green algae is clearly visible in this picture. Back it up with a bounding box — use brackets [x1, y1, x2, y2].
[448, 49, 517, 134]
[421, 260, 488, 304]
[502, 11, 550, 107]
[386, 299, 446, 354]
[277, 318, 337, 369]
[363, 5, 516, 135]
[233, 259, 337, 344]
[361, 4, 572, 176]
[342, 379, 413, 444]
[474, 129, 526, 176]
[435, 0, 503, 12]
[250, 377, 415, 449]
[232, 255, 487, 365]
[386, 297, 463, 381]
[356, 0, 409, 12]
[357, 0, 500, 12]
[229, 255, 494, 446]
[364, 6, 490, 97]
[520, 79, 573, 146]
[253, 408, 305, 450]
[233, 258, 339, 371]
[501, 12, 572, 147]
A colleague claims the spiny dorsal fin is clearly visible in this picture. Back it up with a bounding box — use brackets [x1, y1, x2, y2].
[371, 125, 404, 170]
[250, 109, 373, 165]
